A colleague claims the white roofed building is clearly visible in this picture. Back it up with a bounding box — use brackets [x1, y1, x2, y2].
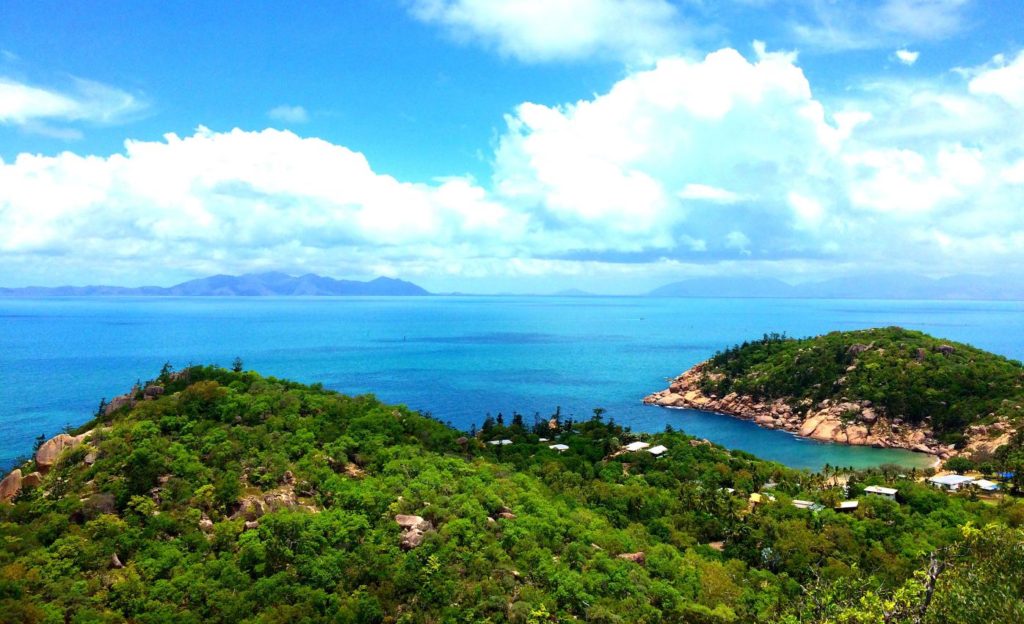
[928, 474, 975, 491]
[647, 445, 668, 456]
[623, 441, 650, 452]
[864, 485, 898, 500]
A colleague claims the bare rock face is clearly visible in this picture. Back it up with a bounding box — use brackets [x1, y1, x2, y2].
[936, 345, 955, 356]
[35, 432, 92, 473]
[110, 553, 124, 569]
[243, 520, 260, 531]
[395, 514, 434, 550]
[0, 469, 23, 503]
[281, 470, 295, 485]
[617, 552, 646, 564]
[395, 514, 425, 529]
[104, 394, 135, 416]
[199, 515, 214, 532]
[143, 385, 165, 399]
[22, 472, 43, 489]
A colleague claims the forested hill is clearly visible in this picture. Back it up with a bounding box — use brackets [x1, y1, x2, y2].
[694, 327, 1024, 448]
[1, 365, 1023, 622]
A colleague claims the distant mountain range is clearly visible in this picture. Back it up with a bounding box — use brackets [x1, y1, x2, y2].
[0, 273, 430, 297]
[648, 273, 1024, 300]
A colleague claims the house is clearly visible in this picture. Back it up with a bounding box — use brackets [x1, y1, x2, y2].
[549, 443, 569, 452]
[792, 499, 824, 512]
[864, 485, 898, 500]
[972, 479, 1000, 492]
[488, 439, 513, 446]
[928, 474, 975, 491]
[835, 500, 859, 512]
[647, 445, 668, 457]
[749, 493, 775, 506]
[623, 441, 650, 452]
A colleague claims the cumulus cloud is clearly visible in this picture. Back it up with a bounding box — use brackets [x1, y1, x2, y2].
[895, 49, 919, 65]
[0, 76, 145, 128]
[406, 0, 685, 63]
[3, 44, 1024, 290]
[268, 104, 309, 124]
[0, 127, 529, 284]
[968, 50, 1024, 107]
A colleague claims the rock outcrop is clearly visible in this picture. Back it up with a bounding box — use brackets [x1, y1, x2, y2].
[643, 362, 966, 460]
[0, 469, 23, 502]
[230, 483, 317, 520]
[617, 552, 645, 564]
[35, 431, 93, 473]
[395, 514, 434, 550]
[104, 393, 135, 416]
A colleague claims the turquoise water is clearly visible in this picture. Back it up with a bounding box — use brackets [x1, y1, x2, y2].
[3, 296, 1022, 472]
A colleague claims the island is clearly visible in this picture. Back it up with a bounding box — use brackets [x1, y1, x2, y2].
[645, 327, 1022, 462]
[1, 362, 1022, 622]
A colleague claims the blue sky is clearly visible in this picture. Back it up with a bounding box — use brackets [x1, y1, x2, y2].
[1, 1, 1023, 293]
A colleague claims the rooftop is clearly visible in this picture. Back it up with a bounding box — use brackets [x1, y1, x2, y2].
[864, 485, 898, 495]
[623, 441, 650, 452]
[647, 445, 668, 456]
[928, 474, 975, 486]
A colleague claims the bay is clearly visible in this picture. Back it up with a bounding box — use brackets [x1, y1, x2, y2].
[3, 295, 1022, 472]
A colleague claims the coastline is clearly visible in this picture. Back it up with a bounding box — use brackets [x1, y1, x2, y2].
[644, 361, 951, 463]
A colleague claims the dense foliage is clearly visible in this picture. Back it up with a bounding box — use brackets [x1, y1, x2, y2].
[703, 327, 1024, 443]
[1, 365, 1022, 623]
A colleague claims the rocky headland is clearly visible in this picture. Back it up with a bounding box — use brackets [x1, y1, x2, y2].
[644, 332, 1019, 463]
[644, 363, 956, 460]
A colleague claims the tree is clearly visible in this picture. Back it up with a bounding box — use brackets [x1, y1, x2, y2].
[944, 457, 974, 474]
[232, 357, 244, 373]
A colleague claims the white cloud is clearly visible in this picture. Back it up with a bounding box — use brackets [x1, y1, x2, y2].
[0, 127, 528, 283]
[4, 44, 1024, 289]
[492, 45, 841, 253]
[677, 184, 745, 204]
[792, 0, 973, 51]
[406, 0, 684, 63]
[895, 49, 919, 65]
[268, 104, 309, 124]
[968, 50, 1024, 107]
[724, 230, 752, 255]
[0, 76, 144, 127]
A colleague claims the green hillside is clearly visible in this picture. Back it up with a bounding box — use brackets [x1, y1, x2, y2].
[1, 365, 1023, 623]
[701, 327, 1024, 445]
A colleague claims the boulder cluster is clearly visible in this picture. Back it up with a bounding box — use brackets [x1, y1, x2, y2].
[395, 514, 434, 550]
[1, 429, 95, 503]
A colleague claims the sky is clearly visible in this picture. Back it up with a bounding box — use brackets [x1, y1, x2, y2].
[1, 1, 1023, 294]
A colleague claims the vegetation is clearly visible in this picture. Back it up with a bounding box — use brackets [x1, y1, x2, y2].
[1, 364, 1022, 622]
[701, 327, 1024, 445]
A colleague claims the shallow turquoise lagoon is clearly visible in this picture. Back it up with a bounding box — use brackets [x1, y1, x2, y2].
[3, 296, 1022, 471]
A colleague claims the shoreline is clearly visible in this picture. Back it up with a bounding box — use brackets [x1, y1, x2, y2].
[644, 362, 951, 463]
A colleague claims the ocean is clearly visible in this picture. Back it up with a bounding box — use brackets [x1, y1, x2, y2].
[3, 296, 1022, 472]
